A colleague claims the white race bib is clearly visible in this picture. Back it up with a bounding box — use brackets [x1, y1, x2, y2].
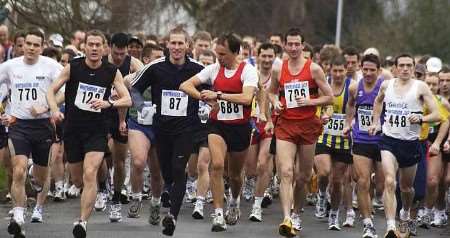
[12, 82, 43, 104]
[357, 108, 373, 132]
[137, 101, 155, 125]
[284, 81, 310, 109]
[74, 82, 106, 113]
[384, 110, 411, 134]
[217, 100, 243, 120]
[161, 90, 188, 117]
[324, 113, 345, 136]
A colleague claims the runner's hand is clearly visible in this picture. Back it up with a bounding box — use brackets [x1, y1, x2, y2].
[51, 111, 65, 124]
[30, 105, 49, 117]
[320, 114, 331, 125]
[257, 114, 267, 123]
[429, 142, 440, 156]
[295, 96, 310, 107]
[443, 141, 450, 153]
[119, 120, 128, 136]
[200, 90, 218, 100]
[273, 100, 284, 113]
[1, 114, 16, 126]
[408, 114, 422, 124]
[368, 124, 378, 136]
[342, 126, 351, 137]
[90, 99, 111, 110]
[264, 120, 274, 134]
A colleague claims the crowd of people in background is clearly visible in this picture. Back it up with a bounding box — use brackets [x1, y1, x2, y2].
[0, 23, 448, 238]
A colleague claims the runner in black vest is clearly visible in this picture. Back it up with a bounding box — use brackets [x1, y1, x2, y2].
[47, 30, 131, 238]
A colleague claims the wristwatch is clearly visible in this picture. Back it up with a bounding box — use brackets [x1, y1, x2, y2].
[216, 91, 223, 100]
[108, 100, 114, 108]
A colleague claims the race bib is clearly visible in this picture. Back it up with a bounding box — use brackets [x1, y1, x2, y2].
[284, 81, 310, 109]
[357, 108, 373, 132]
[324, 113, 345, 136]
[161, 90, 188, 117]
[384, 110, 411, 134]
[12, 82, 42, 104]
[217, 100, 243, 120]
[198, 101, 211, 124]
[137, 101, 155, 125]
[74, 82, 106, 113]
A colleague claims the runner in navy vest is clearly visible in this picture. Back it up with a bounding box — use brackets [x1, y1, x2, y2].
[47, 30, 131, 238]
[343, 54, 384, 238]
[130, 27, 203, 236]
[180, 33, 259, 232]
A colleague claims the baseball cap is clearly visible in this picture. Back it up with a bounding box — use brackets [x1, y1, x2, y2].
[128, 36, 143, 47]
[363, 47, 380, 57]
[49, 33, 64, 48]
[426, 57, 442, 73]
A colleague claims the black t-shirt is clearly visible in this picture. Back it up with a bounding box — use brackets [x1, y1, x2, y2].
[132, 56, 203, 135]
[64, 57, 117, 133]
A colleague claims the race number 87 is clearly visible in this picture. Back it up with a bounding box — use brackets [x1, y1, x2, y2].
[169, 97, 181, 110]
[288, 88, 307, 101]
[220, 101, 239, 114]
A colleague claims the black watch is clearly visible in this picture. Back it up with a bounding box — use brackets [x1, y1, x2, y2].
[216, 91, 223, 100]
[108, 100, 114, 108]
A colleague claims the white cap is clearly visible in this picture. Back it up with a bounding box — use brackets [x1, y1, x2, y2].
[363, 47, 380, 57]
[49, 33, 64, 48]
[426, 57, 442, 73]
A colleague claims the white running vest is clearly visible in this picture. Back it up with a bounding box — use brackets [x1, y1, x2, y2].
[382, 79, 422, 140]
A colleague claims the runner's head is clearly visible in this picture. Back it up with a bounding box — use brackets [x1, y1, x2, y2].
[110, 33, 129, 65]
[24, 27, 45, 64]
[330, 55, 346, 84]
[215, 32, 241, 68]
[394, 53, 415, 80]
[84, 30, 106, 63]
[425, 73, 439, 95]
[198, 49, 216, 66]
[438, 65, 450, 95]
[269, 33, 284, 48]
[319, 45, 341, 75]
[257, 43, 276, 71]
[13, 31, 26, 58]
[414, 64, 426, 81]
[168, 27, 190, 64]
[284, 28, 304, 60]
[127, 36, 143, 60]
[360, 54, 381, 85]
[71, 30, 85, 50]
[343, 47, 360, 75]
[192, 31, 212, 58]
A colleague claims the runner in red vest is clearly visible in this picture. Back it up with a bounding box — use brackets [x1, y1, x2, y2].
[180, 33, 258, 232]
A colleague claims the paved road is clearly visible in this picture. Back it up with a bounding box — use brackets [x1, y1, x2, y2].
[1, 197, 449, 238]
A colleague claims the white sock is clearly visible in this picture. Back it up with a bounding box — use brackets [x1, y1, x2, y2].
[13, 207, 25, 222]
[151, 196, 160, 205]
[197, 196, 205, 202]
[347, 208, 355, 216]
[229, 196, 240, 207]
[400, 208, 410, 221]
[132, 192, 142, 201]
[330, 209, 339, 215]
[55, 180, 64, 191]
[319, 189, 326, 197]
[215, 208, 224, 216]
[254, 197, 263, 208]
[363, 218, 373, 226]
[387, 219, 396, 230]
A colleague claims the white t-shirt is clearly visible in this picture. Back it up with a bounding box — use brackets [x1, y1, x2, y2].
[0, 56, 63, 119]
[196, 62, 258, 88]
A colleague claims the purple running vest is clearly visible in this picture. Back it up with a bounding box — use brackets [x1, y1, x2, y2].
[352, 78, 384, 144]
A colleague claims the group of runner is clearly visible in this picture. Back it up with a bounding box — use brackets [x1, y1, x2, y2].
[0, 24, 449, 238]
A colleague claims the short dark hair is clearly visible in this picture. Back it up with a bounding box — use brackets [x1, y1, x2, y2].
[330, 55, 346, 68]
[361, 54, 381, 69]
[111, 32, 129, 48]
[193, 31, 212, 43]
[216, 33, 241, 54]
[273, 44, 283, 56]
[270, 33, 284, 41]
[257, 43, 276, 56]
[395, 53, 415, 66]
[13, 31, 26, 44]
[439, 65, 450, 74]
[198, 49, 216, 62]
[303, 42, 313, 54]
[343, 46, 360, 60]
[42, 47, 61, 61]
[62, 48, 76, 61]
[25, 27, 45, 45]
[284, 28, 304, 43]
[85, 30, 106, 44]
